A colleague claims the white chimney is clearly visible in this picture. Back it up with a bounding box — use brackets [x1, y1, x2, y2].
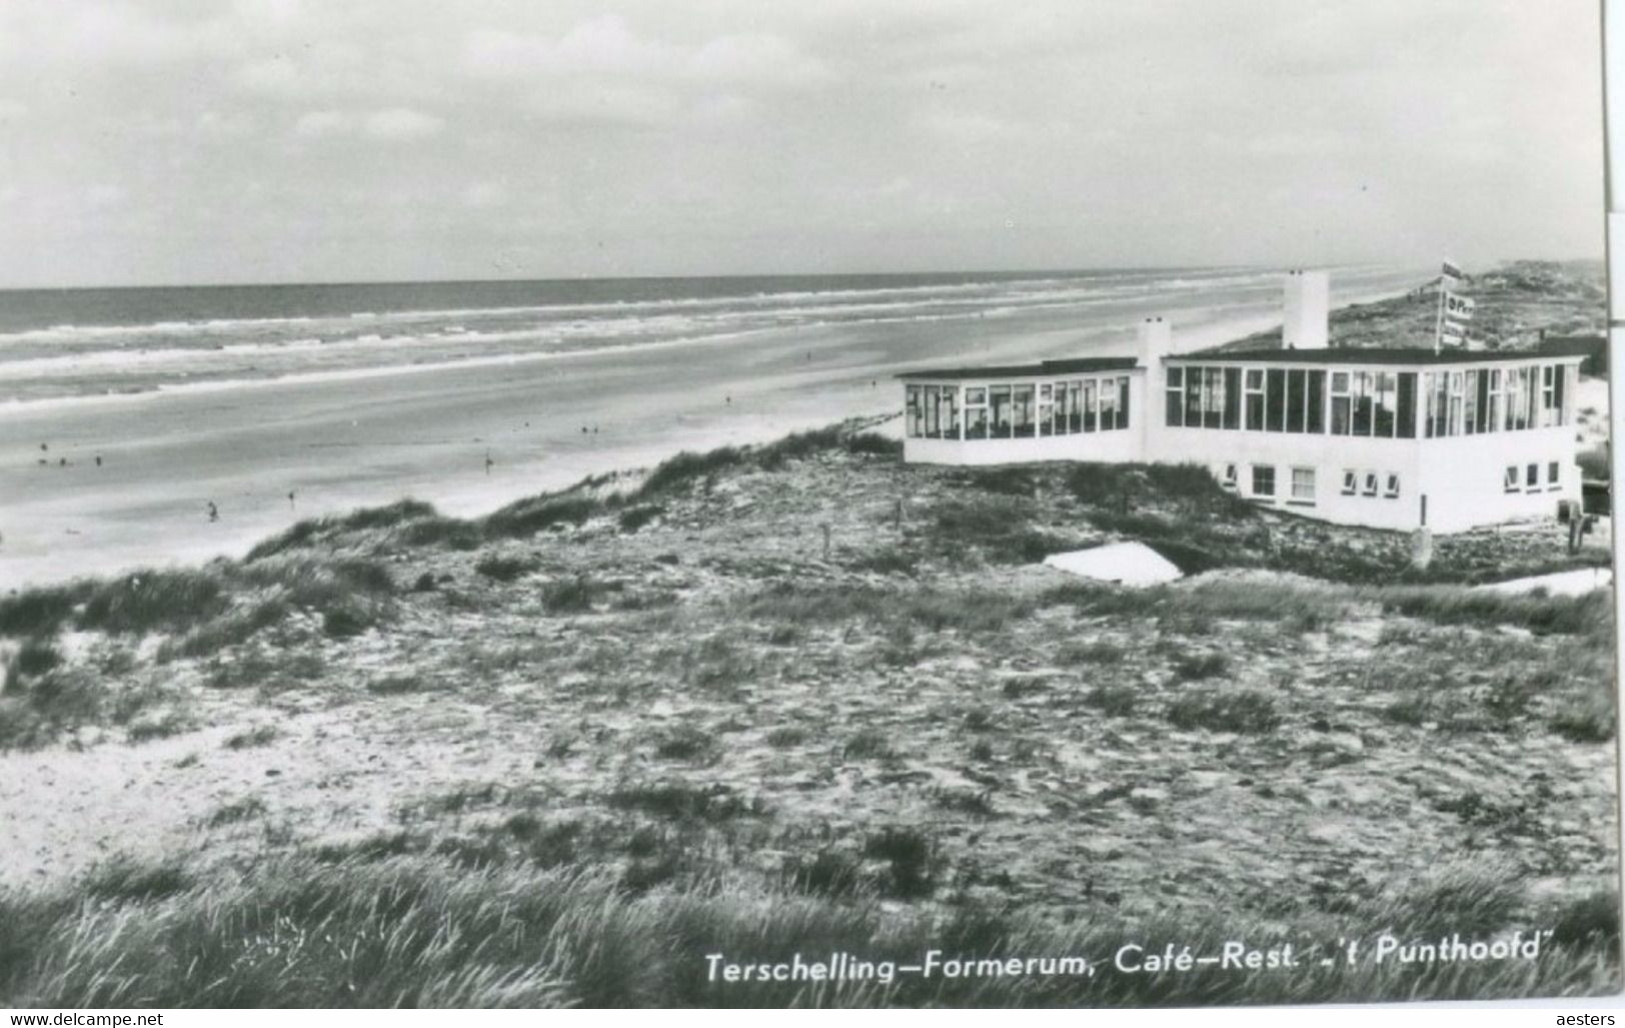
[1136, 316, 1173, 361]
[1282, 270, 1329, 350]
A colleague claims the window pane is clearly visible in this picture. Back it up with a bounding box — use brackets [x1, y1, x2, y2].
[990, 386, 1012, 438]
[1286, 369, 1306, 432]
[906, 385, 922, 437]
[966, 404, 988, 440]
[1082, 381, 1097, 432]
[1291, 466, 1315, 501]
[1203, 368, 1223, 429]
[1266, 369, 1286, 431]
[1069, 383, 1082, 432]
[1352, 372, 1372, 436]
[1013, 385, 1035, 438]
[1375, 373, 1396, 437]
[1119, 377, 1131, 429]
[1223, 368, 1242, 429]
[1305, 370, 1325, 433]
[1397, 373, 1416, 438]
[1251, 464, 1275, 496]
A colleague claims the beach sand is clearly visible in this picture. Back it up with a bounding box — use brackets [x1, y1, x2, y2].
[0, 288, 1347, 589]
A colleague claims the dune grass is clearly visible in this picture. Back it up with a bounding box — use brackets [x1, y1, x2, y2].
[0, 851, 1614, 1008]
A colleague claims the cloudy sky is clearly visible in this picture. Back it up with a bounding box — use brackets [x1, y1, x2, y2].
[0, 1, 1604, 287]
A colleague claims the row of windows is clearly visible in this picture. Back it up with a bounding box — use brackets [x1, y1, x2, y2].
[1504, 462, 1564, 494]
[1423, 366, 1567, 438]
[905, 378, 1131, 440]
[1167, 363, 1573, 438]
[1218, 463, 1405, 507]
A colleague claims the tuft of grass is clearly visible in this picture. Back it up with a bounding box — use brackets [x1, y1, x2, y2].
[79, 569, 228, 635]
[223, 725, 279, 750]
[483, 496, 598, 540]
[1166, 688, 1281, 734]
[841, 728, 894, 762]
[617, 505, 665, 533]
[541, 576, 601, 614]
[205, 795, 267, 828]
[475, 555, 535, 583]
[4, 637, 62, 689]
[1084, 683, 1138, 717]
[1172, 652, 1229, 681]
[0, 584, 89, 638]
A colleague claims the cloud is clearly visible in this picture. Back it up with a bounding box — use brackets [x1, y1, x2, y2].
[363, 107, 444, 141]
[291, 107, 443, 142]
[687, 33, 831, 86]
[462, 181, 508, 208]
[293, 109, 351, 137]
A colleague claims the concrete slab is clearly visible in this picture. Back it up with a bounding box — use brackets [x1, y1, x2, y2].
[1042, 541, 1184, 587]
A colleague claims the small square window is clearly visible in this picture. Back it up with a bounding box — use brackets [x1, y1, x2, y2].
[1384, 474, 1401, 499]
[1362, 472, 1379, 497]
[1290, 467, 1316, 504]
[966, 387, 986, 405]
[1504, 466, 1519, 493]
[1340, 470, 1357, 496]
[1331, 372, 1349, 392]
[1167, 368, 1183, 388]
[1039, 383, 1053, 400]
[1221, 463, 1238, 489]
[1251, 464, 1276, 497]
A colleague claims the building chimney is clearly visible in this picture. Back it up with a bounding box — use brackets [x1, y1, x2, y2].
[1282, 270, 1329, 350]
[1136, 316, 1173, 362]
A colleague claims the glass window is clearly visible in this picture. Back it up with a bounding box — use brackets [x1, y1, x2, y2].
[1384, 473, 1400, 499]
[1504, 465, 1519, 493]
[1098, 377, 1119, 431]
[965, 403, 988, 440]
[1463, 370, 1479, 435]
[1486, 369, 1502, 432]
[939, 387, 960, 439]
[1053, 383, 1069, 435]
[1245, 368, 1266, 431]
[924, 386, 940, 439]
[1165, 369, 1184, 428]
[1525, 463, 1539, 489]
[1285, 369, 1306, 433]
[1202, 368, 1224, 429]
[1082, 380, 1097, 432]
[1290, 466, 1315, 503]
[1341, 470, 1357, 495]
[1329, 372, 1351, 436]
[990, 386, 1012, 438]
[1222, 463, 1238, 489]
[1362, 471, 1379, 497]
[905, 385, 923, 438]
[1448, 372, 1465, 436]
[1222, 368, 1241, 429]
[1037, 400, 1053, 436]
[1266, 369, 1286, 432]
[965, 387, 986, 405]
[1118, 376, 1131, 430]
[1068, 382, 1083, 433]
[1185, 367, 1203, 426]
[1012, 385, 1035, 438]
[1039, 383, 1052, 401]
[1397, 372, 1416, 438]
[1352, 372, 1373, 436]
[1251, 464, 1276, 497]
[1306, 370, 1325, 433]
[1375, 372, 1397, 437]
[1548, 461, 1561, 488]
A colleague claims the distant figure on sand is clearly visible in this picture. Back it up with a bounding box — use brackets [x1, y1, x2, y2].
[39, 443, 46, 452]
[485, 452, 494, 475]
[95, 455, 102, 467]
[287, 490, 296, 508]
[207, 501, 219, 522]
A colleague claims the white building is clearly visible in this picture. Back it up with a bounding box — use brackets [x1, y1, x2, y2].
[900, 272, 1589, 533]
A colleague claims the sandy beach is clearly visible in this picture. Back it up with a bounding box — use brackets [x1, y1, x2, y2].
[0, 271, 1422, 589]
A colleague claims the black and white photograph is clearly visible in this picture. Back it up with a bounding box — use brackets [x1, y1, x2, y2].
[0, 0, 1617, 1011]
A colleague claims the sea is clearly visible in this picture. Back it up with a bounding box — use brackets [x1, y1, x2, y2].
[0, 265, 1426, 406]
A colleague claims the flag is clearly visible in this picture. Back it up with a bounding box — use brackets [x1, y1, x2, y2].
[1441, 259, 1464, 283]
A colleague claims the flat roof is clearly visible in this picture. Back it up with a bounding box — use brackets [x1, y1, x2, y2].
[897, 356, 1139, 381]
[1167, 343, 1591, 366]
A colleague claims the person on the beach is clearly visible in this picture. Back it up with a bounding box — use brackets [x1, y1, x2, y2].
[485, 453, 494, 475]
[207, 501, 219, 522]
[95, 455, 102, 467]
[287, 490, 296, 508]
